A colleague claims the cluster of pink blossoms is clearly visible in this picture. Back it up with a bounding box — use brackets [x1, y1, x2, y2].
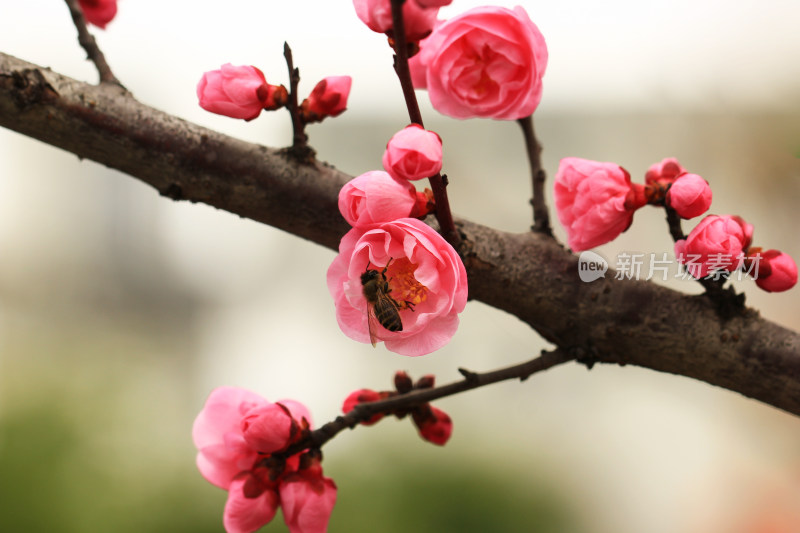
[554, 157, 797, 292]
[328, 124, 468, 356]
[354, 2, 548, 121]
[342, 371, 453, 445]
[193, 387, 336, 533]
[197, 64, 351, 123]
[78, 0, 117, 29]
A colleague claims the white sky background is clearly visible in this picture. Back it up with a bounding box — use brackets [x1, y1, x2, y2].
[2, 3, 800, 533]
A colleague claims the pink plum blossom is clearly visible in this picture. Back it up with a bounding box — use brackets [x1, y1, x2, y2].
[554, 157, 646, 252]
[382, 125, 443, 181]
[338, 171, 420, 227]
[753, 249, 798, 293]
[666, 173, 713, 219]
[645, 157, 686, 186]
[197, 64, 286, 121]
[280, 461, 338, 533]
[412, 405, 453, 445]
[674, 215, 752, 279]
[193, 387, 335, 533]
[353, 0, 439, 42]
[302, 76, 352, 121]
[410, 6, 548, 120]
[327, 218, 468, 356]
[79, 0, 117, 29]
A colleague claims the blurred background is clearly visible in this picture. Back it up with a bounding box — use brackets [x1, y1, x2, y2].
[2, 1, 800, 532]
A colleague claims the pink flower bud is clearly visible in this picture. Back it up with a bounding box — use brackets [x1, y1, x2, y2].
[411, 6, 548, 119]
[79, 0, 117, 29]
[223, 477, 279, 533]
[645, 157, 686, 186]
[240, 403, 297, 454]
[674, 215, 751, 278]
[342, 389, 385, 425]
[382, 125, 443, 181]
[197, 64, 279, 121]
[338, 171, 419, 227]
[302, 76, 352, 121]
[353, 0, 439, 42]
[279, 468, 337, 533]
[554, 157, 645, 252]
[666, 173, 712, 219]
[327, 219, 468, 356]
[754, 250, 798, 292]
[412, 405, 452, 446]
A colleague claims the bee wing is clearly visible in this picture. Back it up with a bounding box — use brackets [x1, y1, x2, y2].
[366, 303, 380, 347]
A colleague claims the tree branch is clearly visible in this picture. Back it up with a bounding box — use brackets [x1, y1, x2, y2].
[2, 52, 800, 416]
[63, 0, 122, 86]
[517, 115, 552, 236]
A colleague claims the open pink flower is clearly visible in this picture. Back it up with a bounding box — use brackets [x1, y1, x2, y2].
[193, 388, 334, 533]
[675, 215, 752, 278]
[327, 218, 468, 356]
[666, 173, 712, 219]
[753, 249, 798, 293]
[197, 64, 286, 121]
[353, 0, 439, 42]
[382, 125, 443, 181]
[554, 157, 646, 252]
[338, 171, 419, 227]
[79, 0, 117, 29]
[411, 6, 548, 120]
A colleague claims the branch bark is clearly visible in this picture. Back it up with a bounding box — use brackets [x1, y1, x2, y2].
[2, 52, 799, 416]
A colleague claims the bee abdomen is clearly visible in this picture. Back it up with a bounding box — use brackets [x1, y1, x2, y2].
[374, 300, 403, 332]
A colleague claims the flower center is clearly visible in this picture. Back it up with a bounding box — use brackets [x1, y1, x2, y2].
[386, 258, 428, 308]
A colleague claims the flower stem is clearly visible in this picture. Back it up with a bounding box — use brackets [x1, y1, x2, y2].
[517, 115, 552, 236]
[389, 0, 461, 247]
[63, 0, 122, 86]
[277, 348, 575, 456]
[283, 42, 312, 161]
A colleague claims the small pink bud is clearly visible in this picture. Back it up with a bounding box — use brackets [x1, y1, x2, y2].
[302, 76, 352, 122]
[79, 0, 117, 29]
[666, 173, 713, 219]
[382, 124, 443, 181]
[674, 214, 751, 278]
[353, 0, 439, 42]
[342, 389, 384, 425]
[754, 250, 798, 292]
[338, 171, 419, 228]
[553, 157, 642, 252]
[645, 157, 686, 186]
[413, 405, 452, 446]
[197, 64, 278, 121]
[240, 403, 296, 454]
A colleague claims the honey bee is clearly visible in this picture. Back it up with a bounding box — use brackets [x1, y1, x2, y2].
[361, 259, 411, 346]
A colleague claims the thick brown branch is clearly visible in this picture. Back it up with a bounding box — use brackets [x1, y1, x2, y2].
[2, 52, 800, 416]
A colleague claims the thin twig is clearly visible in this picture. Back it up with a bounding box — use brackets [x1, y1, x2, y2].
[276, 348, 575, 457]
[389, 0, 461, 247]
[517, 115, 551, 236]
[283, 42, 312, 160]
[63, 0, 122, 86]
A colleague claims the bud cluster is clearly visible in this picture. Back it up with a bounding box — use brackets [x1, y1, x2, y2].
[342, 371, 454, 446]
